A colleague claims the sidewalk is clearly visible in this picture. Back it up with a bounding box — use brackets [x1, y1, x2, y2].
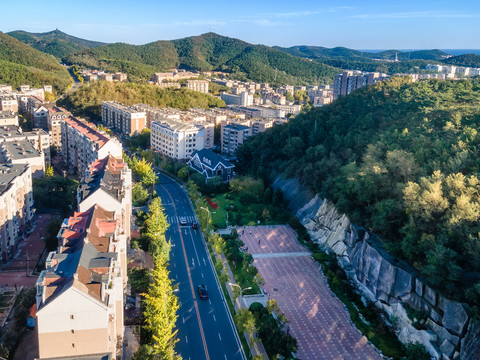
[214, 249, 269, 359]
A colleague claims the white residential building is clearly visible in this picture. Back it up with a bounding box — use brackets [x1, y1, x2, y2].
[150, 119, 209, 160]
[221, 92, 253, 106]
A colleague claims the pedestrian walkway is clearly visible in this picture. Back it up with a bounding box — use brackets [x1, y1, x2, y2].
[240, 225, 381, 360]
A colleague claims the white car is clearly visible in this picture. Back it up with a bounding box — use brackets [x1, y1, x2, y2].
[180, 217, 187, 225]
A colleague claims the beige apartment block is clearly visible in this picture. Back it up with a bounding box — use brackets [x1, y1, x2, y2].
[0, 111, 18, 126]
[0, 164, 33, 261]
[186, 80, 209, 94]
[0, 96, 18, 113]
[61, 116, 122, 177]
[36, 205, 124, 359]
[221, 122, 251, 157]
[101, 101, 147, 135]
[0, 140, 45, 177]
[47, 106, 71, 148]
[0, 126, 50, 165]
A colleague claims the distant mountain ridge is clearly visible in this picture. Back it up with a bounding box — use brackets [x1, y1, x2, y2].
[7, 29, 106, 58]
[61, 32, 340, 85]
[442, 54, 480, 68]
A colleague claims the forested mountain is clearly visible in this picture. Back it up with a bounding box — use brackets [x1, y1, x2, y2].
[443, 54, 480, 68]
[7, 29, 106, 58]
[63, 33, 340, 85]
[237, 78, 480, 307]
[59, 81, 225, 120]
[274, 45, 446, 74]
[0, 32, 71, 92]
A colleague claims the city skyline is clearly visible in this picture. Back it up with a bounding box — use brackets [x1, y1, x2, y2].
[1, 0, 479, 50]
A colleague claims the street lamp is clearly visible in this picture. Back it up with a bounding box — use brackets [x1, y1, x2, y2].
[200, 207, 216, 229]
[164, 288, 179, 318]
[228, 283, 252, 296]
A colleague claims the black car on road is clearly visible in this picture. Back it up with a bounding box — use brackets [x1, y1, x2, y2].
[197, 284, 208, 300]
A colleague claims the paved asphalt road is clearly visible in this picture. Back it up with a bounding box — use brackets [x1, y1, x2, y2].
[156, 173, 245, 360]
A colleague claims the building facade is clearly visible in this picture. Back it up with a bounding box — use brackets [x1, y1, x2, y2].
[221, 123, 251, 157]
[48, 106, 71, 148]
[0, 111, 18, 126]
[0, 164, 34, 262]
[0, 140, 45, 177]
[36, 204, 124, 359]
[150, 119, 208, 160]
[220, 92, 253, 106]
[186, 80, 209, 94]
[187, 148, 234, 182]
[101, 101, 147, 136]
[61, 116, 123, 177]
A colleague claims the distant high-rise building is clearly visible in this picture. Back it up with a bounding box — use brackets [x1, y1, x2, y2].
[333, 71, 388, 99]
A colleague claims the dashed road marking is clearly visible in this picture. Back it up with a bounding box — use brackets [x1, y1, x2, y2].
[218, 333, 222, 341]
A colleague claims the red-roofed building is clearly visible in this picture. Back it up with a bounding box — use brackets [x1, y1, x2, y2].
[61, 116, 122, 176]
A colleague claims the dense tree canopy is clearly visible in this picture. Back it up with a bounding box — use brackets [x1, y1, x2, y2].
[237, 77, 480, 304]
[59, 81, 225, 120]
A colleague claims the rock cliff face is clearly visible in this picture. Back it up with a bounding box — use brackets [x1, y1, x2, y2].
[273, 176, 480, 360]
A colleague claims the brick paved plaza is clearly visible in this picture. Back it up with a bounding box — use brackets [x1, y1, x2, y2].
[240, 225, 381, 360]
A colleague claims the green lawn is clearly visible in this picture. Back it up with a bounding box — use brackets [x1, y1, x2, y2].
[206, 192, 290, 230]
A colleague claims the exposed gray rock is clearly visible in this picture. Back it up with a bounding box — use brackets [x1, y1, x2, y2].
[416, 278, 424, 296]
[439, 298, 469, 336]
[426, 319, 460, 347]
[376, 259, 396, 295]
[394, 267, 413, 298]
[460, 318, 480, 360]
[439, 339, 455, 359]
[424, 285, 437, 307]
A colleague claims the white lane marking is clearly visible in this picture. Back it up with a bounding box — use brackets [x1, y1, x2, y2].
[209, 299, 212, 305]
[182, 316, 185, 324]
[203, 257, 206, 266]
[201, 272, 204, 278]
[224, 355, 227, 360]
[213, 314, 216, 322]
[175, 275, 178, 280]
[190, 228, 201, 266]
[218, 333, 222, 341]
[185, 336, 188, 343]
[191, 258, 195, 267]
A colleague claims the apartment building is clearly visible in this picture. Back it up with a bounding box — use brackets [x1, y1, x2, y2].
[334, 71, 388, 99]
[0, 85, 12, 93]
[186, 80, 209, 94]
[220, 92, 253, 106]
[77, 155, 132, 285]
[84, 74, 98, 82]
[151, 70, 199, 83]
[153, 82, 181, 89]
[102, 101, 147, 136]
[99, 73, 113, 82]
[228, 105, 285, 119]
[221, 123, 251, 157]
[114, 73, 127, 82]
[0, 111, 18, 126]
[0, 164, 34, 262]
[0, 126, 50, 165]
[150, 119, 210, 160]
[0, 96, 18, 113]
[36, 204, 124, 359]
[61, 116, 122, 177]
[48, 106, 71, 147]
[0, 140, 45, 177]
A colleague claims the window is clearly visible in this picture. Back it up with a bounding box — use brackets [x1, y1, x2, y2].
[71, 329, 75, 334]
[72, 343, 75, 348]
[70, 315, 74, 319]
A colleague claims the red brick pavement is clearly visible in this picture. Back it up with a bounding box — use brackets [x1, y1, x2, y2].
[240, 226, 381, 360]
[0, 214, 54, 288]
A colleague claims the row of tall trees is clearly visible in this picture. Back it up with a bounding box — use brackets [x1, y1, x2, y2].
[135, 197, 181, 360]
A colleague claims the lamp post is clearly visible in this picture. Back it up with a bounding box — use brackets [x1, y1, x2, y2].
[164, 288, 179, 319]
[200, 207, 216, 231]
[228, 283, 252, 296]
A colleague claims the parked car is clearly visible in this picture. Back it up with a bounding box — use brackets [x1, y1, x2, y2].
[197, 285, 208, 300]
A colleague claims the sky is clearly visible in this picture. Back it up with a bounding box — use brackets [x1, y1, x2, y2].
[1, 0, 480, 49]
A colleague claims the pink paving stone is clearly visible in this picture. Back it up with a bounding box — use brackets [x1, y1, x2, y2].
[240, 226, 381, 360]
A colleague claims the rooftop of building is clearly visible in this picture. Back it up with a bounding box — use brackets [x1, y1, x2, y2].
[189, 148, 234, 170]
[102, 100, 145, 114]
[77, 155, 128, 203]
[0, 163, 28, 196]
[40, 353, 112, 360]
[48, 105, 70, 114]
[152, 118, 204, 132]
[0, 111, 17, 119]
[1, 140, 41, 160]
[0, 125, 48, 139]
[224, 123, 250, 131]
[39, 204, 117, 308]
[65, 116, 109, 148]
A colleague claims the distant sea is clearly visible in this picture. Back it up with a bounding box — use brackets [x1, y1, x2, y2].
[359, 49, 480, 56]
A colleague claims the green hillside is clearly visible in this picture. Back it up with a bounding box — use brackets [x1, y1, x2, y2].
[0, 32, 71, 92]
[63, 33, 339, 85]
[8, 29, 106, 58]
[443, 54, 480, 68]
[59, 81, 225, 120]
[237, 78, 480, 306]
